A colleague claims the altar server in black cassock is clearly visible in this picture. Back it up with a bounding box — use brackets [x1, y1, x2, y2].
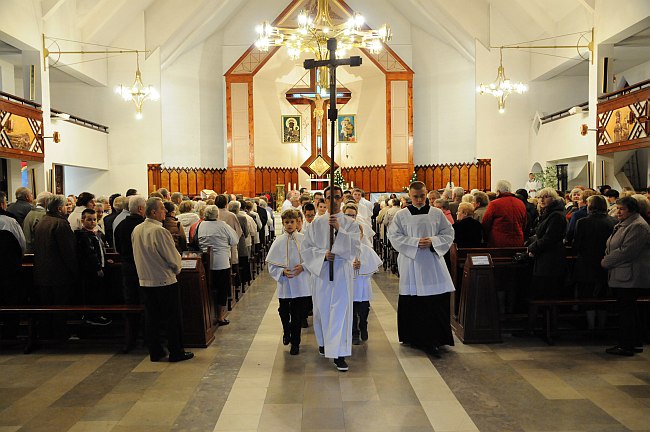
[387, 181, 455, 357]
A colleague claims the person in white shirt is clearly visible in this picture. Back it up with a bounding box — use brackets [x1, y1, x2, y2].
[342, 203, 382, 345]
[196, 205, 239, 326]
[352, 188, 373, 217]
[68, 192, 96, 231]
[302, 186, 360, 371]
[266, 209, 311, 355]
[388, 181, 455, 358]
[524, 173, 542, 198]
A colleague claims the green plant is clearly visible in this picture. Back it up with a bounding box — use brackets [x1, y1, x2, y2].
[333, 168, 346, 187]
[535, 166, 558, 189]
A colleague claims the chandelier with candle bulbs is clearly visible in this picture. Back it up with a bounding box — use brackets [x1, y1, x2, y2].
[477, 48, 527, 114]
[254, 0, 391, 93]
[114, 53, 159, 120]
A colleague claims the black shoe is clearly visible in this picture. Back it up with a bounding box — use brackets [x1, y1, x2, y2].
[605, 346, 634, 357]
[283, 334, 290, 345]
[216, 319, 230, 326]
[290, 345, 300, 355]
[633, 346, 643, 353]
[360, 328, 368, 341]
[150, 352, 167, 362]
[318, 346, 325, 356]
[85, 316, 112, 326]
[426, 346, 442, 358]
[169, 351, 195, 362]
[352, 336, 361, 345]
[334, 357, 348, 371]
[301, 318, 309, 328]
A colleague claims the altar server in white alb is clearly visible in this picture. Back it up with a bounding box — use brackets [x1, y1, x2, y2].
[342, 203, 382, 345]
[266, 209, 311, 355]
[388, 181, 455, 357]
[302, 185, 360, 372]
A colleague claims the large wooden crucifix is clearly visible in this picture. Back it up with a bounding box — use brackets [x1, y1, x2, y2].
[304, 38, 361, 281]
[285, 67, 351, 187]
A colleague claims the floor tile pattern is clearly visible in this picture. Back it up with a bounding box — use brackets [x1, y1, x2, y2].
[0, 269, 649, 431]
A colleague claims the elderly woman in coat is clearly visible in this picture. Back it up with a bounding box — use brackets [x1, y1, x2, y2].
[526, 187, 567, 332]
[601, 196, 650, 356]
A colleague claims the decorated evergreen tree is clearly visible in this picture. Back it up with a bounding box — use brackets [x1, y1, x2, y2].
[333, 168, 346, 188]
[409, 170, 418, 184]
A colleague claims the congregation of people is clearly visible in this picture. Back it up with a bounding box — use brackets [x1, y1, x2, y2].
[1, 176, 650, 368]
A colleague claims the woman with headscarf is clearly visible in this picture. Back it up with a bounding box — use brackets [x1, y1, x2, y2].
[601, 196, 650, 356]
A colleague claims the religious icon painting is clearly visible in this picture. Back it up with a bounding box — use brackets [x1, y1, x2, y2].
[282, 115, 302, 143]
[337, 114, 356, 143]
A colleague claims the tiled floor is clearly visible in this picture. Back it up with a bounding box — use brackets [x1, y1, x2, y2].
[1, 270, 649, 431]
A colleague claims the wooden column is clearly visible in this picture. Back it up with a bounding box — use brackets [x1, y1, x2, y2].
[225, 75, 255, 196]
[386, 73, 414, 191]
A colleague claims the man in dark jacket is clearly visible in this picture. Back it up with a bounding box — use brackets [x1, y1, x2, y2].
[482, 180, 527, 247]
[102, 193, 122, 248]
[255, 197, 268, 245]
[114, 195, 147, 350]
[565, 189, 598, 244]
[7, 187, 34, 227]
[573, 195, 616, 329]
[515, 189, 538, 240]
[34, 195, 79, 337]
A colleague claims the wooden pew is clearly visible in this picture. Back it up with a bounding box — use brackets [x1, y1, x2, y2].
[1, 251, 216, 352]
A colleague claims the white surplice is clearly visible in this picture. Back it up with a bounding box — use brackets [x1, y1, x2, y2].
[302, 212, 360, 358]
[353, 243, 382, 302]
[387, 206, 455, 296]
[266, 232, 311, 299]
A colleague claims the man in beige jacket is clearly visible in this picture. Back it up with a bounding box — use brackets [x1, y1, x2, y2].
[132, 197, 193, 363]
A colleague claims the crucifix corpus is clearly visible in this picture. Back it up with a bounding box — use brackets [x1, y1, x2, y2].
[304, 37, 361, 281]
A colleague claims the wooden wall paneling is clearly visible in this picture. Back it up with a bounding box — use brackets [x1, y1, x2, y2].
[205, 170, 214, 193]
[442, 167, 450, 189]
[469, 165, 478, 190]
[188, 170, 197, 196]
[433, 167, 441, 190]
[196, 170, 205, 193]
[255, 169, 263, 195]
[180, 170, 189, 195]
[460, 165, 469, 191]
[161, 170, 170, 193]
[262, 169, 271, 194]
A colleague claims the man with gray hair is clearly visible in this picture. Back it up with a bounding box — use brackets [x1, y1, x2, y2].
[481, 180, 527, 247]
[8, 187, 34, 227]
[449, 187, 465, 223]
[22, 191, 53, 253]
[132, 197, 193, 362]
[112, 196, 131, 236]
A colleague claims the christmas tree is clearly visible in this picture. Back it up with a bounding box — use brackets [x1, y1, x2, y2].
[409, 170, 418, 184]
[333, 168, 346, 188]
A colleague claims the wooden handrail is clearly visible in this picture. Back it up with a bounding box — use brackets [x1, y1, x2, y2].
[0, 91, 42, 109]
[598, 78, 650, 101]
[540, 101, 588, 124]
[50, 108, 109, 133]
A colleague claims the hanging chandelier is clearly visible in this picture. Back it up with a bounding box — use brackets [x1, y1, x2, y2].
[477, 48, 527, 114]
[114, 53, 159, 120]
[254, 0, 391, 93]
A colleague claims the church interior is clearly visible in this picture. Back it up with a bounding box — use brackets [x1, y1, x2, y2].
[1, 0, 650, 431]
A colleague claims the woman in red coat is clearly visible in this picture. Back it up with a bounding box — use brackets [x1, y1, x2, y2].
[481, 180, 527, 247]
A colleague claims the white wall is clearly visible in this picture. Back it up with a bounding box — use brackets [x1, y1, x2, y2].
[103, 14, 162, 197]
[528, 76, 588, 116]
[0, 59, 16, 94]
[45, 121, 109, 170]
[64, 165, 109, 197]
[476, 9, 531, 190]
[412, 26, 475, 164]
[160, 31, 225, 168]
